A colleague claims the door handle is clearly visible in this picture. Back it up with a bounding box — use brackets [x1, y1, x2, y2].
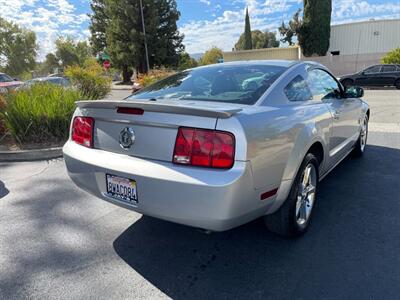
[333, 110, 340, 120]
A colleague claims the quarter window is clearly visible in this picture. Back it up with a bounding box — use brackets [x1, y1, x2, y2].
[284, 75, 312, 101]
[307, 69, 341, 101]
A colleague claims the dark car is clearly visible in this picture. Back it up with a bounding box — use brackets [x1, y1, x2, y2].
[340, 64, 400, 89]
[0, 73, 23, 93]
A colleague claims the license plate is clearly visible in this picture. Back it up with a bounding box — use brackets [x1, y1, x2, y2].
[105, 174, 138, 204]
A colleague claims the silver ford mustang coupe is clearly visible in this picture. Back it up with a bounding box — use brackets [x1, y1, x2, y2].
[63, 60, 369, 237]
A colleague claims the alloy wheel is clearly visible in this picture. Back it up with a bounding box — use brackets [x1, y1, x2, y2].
[360, 117, 368, 152]
[295, 163, 317, 227]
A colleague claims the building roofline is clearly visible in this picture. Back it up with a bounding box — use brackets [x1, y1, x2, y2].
[331, 18, 400, 28]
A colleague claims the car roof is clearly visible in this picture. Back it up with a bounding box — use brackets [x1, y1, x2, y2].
[195, 60, 300, 70]
[31, 77, 65, 81]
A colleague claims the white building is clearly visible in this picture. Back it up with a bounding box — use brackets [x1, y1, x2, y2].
[223, 18, 400, 75]
[329, 19, 400, 56]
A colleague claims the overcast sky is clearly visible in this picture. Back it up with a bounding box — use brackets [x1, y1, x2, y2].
[1, 0, 399, 60]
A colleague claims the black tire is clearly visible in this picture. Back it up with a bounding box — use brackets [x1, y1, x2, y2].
[352, 115, 368, 157]
[341, 79, 353, 88]
[264, 153, 319, 237]
[395, 79, 400, 90]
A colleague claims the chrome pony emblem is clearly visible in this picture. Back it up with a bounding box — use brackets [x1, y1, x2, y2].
[119, 127, 135, 149]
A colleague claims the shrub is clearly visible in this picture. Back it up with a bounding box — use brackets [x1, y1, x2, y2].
[65, 58, 111, 99]
[199, 47, 223, 65]
[137, 69, 175, 87]
[381, 48, 400, 64]
[0, 84, 81, 144]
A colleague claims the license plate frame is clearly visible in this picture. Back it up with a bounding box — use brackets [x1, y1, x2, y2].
[105, 174, 138, 204]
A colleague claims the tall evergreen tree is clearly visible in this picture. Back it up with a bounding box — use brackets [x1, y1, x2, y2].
[89, 0, 108, 55]
[243, 8, 252, 50]
[105, 0, 184, 81]
[298, 0, 332, 56]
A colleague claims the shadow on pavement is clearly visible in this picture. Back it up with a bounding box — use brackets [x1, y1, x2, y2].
[113, 145, 400, 299]
[0, 180, 9, 199]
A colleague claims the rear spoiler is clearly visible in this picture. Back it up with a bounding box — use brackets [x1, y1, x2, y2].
[76, 100, 242, 119]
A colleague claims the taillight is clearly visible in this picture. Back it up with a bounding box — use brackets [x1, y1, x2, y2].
[117, 107, 144, 115]
[72, 116, 94, 148]
[173, 127, 235, 169]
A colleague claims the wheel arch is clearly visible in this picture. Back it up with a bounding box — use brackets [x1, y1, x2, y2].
[265, 126, 328, 215]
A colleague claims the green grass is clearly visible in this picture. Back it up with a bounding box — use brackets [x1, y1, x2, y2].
[0, 84, 82, 144]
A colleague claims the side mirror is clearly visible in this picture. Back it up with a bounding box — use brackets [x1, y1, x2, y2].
[14, 78, 19, 81]
[345, 86, 364, 98]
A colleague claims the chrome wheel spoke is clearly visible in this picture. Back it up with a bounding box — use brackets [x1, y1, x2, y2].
[305, 184, 315, 194]
[299, 201, 307, 221]
[302, 166, 311, 186]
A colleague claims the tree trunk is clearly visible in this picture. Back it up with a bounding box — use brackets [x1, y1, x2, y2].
[122, 65, 133, 84]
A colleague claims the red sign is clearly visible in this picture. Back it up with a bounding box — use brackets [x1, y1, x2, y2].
[103, 61, 111, 69]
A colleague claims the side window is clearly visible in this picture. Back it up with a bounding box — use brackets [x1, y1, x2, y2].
[284, 75, 312, 101]
[307, 69, 341, 101]
[381, 65, 396, 73]
[364, 65, 381, 74]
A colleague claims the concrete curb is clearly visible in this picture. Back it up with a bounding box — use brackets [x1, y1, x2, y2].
[0, 147, 63, 162]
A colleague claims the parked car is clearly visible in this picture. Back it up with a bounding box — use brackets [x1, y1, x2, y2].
[339, 64, 400, 89]
[17, 76, 70, 90]
[63, 61, 369, 237]
[0, 73, 23, 93]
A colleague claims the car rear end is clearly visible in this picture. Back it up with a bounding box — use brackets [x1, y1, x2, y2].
[63, 100, 264, 231]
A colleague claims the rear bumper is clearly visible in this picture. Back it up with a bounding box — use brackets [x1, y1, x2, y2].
[63, 141, 273, 231]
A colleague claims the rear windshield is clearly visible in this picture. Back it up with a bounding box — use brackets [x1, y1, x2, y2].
[129, 64, 287, 105]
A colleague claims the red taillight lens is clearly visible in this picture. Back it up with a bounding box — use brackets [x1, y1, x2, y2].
[72, 116, 94, 148]
[173, 127, 235, 169]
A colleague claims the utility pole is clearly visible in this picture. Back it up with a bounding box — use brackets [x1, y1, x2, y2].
[139, 0, 150, 73]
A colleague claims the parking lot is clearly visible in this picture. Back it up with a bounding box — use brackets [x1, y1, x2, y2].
[0, 89, 399, 299]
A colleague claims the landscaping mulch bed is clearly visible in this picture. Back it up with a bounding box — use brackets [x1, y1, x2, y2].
[0, 134, 64, 151]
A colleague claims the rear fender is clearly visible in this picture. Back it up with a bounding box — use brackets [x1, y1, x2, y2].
[266, 121, 328, 215]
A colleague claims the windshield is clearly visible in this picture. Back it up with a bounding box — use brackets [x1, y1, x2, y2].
[129, 64, 287, 105]
[0, 74, 14, 83]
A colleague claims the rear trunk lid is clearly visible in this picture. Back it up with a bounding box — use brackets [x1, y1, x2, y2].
[76, 99, 243, 162]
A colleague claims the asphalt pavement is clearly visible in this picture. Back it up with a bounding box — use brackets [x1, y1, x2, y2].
[0, 90, 399, 299]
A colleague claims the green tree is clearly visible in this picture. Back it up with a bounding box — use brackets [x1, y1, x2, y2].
[299, 0, 332, 56]
[199, 47, 223, 65]
[105, 0, 184, 82]
[278, 9, 302, 46]
[40, 53, 60, 75]
[55, 37, 91, 68]
[243, 7, 252, 50]
[382, 48, 400, 64]
[177, 52, 198, 70]
[0, 17, 37, 76]
[89, 0, 108, 55]
[235, 30, 279, 50]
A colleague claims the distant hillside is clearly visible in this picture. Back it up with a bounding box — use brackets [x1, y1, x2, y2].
[189, 53, 203, 61]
